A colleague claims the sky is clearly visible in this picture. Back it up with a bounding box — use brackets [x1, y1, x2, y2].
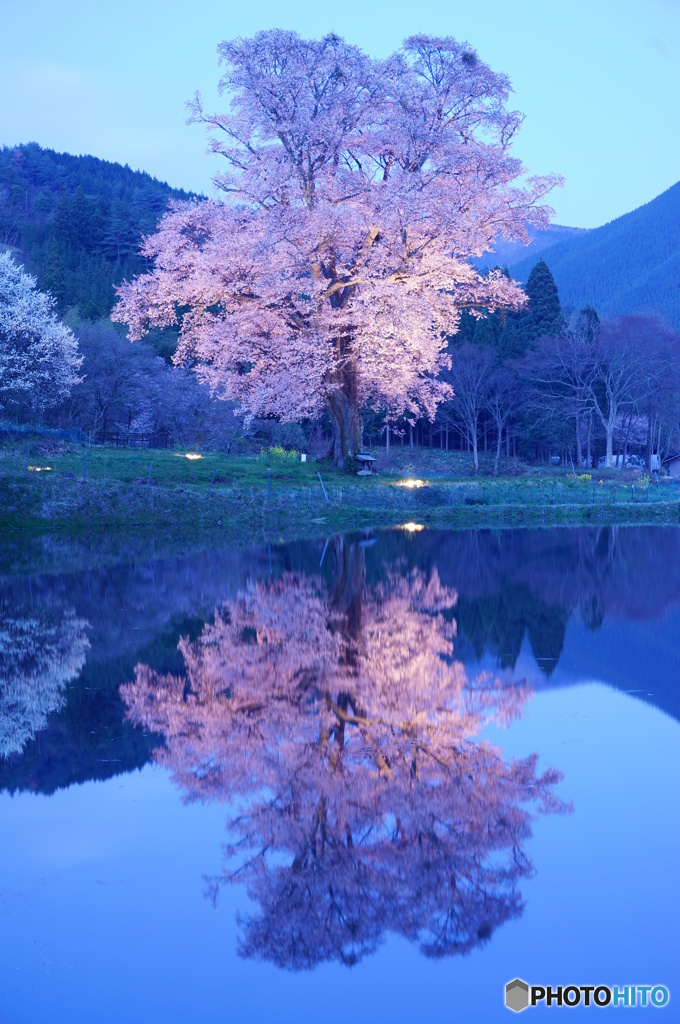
[1, 0, 679, 229]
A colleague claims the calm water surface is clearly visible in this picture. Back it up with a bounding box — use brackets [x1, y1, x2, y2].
[1, 527, 679, 1022]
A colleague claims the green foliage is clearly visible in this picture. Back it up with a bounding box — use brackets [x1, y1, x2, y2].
[0, 143, 194, 323]
[259, 445, 300, 462]
[566, 473, 592, 484]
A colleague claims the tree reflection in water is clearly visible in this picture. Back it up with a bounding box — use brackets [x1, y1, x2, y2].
[0, 603, 89, 759]
[122, 538, 568, 969]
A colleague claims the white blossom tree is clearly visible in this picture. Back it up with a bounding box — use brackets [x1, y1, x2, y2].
[0, 251, 82, 414]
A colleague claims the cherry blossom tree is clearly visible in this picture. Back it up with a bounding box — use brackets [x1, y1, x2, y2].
[112, 32, 560, 466]
[0, 252, 82, 415]
[123, 538, 567, 967]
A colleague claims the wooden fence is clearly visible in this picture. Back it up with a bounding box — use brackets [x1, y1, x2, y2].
[100, 430, 170, 449]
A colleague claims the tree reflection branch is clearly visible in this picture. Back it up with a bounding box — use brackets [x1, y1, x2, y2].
[122, 538, 569, 970]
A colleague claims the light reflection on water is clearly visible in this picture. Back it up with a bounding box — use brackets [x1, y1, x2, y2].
[0, 526, 679, 1022]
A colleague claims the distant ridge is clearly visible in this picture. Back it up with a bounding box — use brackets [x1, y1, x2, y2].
[475, 223, 589, 272]
[508, 181, 680, 328]
[3, 144, 678, 329]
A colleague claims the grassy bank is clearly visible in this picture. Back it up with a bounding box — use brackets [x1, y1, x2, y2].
[2, 439, 679, 571]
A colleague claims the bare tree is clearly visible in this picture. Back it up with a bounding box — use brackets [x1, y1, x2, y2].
[485, 368, 515, 475]
[68, 321, 145, 437]
[588, 318, 647, 467]
[445, 344, 496, 473]
[513, 308, 598, 467]
[626, 317, 680, 471]
[512, 312, 678, 470]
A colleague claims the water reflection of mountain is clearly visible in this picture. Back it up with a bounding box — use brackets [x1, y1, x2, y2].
[0, 548, 266, 793]
[123, 538, 566, 970]
[404, 526, 680, 624]
[1, 526, 679, 794]
[378, 527, 680, 718]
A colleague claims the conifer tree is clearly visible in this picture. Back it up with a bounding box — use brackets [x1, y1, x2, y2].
[524, 258, 564, 340]
[43, 239, 66, 305]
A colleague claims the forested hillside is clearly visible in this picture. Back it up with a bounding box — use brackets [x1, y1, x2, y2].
[509, 181, 680, 328]
[474, 223, 589, 272]
[0, 143, 193, 319]
[4, 142, 678, 333]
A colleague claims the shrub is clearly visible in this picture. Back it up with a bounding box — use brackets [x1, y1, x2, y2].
[566, 472, 592, 484]
[259, 446, 300, 462]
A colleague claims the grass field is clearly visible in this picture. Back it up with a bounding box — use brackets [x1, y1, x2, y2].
[2, 436, 679, 565]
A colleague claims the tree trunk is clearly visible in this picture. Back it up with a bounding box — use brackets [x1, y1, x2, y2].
[386, 423, 390, 455]
[409, 424, 413, 450]
[605, 419, 614, 467]
[494, 427, 502, 476]
[445, 421, 449, 451]
[575, 413, 582, 468]
[472, 419, 479, 473]
[645, 408, 654, 473]
[326, 390, 363, 469]
[330, 536, 365, 646]
[621, 417, 631, 471]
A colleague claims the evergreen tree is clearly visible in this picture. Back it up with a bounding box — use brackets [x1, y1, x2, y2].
[43, 239, 66, 304]
[524, 258, 564, 340]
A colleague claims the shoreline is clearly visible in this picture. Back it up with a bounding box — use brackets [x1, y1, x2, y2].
[3, 442, 679, 575]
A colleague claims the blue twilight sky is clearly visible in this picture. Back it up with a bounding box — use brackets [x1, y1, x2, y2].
[1, 0, 679, 228]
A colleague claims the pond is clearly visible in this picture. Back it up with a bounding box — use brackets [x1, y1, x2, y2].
[1, 527, 679, 1022]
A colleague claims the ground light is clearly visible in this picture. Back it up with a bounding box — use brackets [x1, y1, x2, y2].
[27, 466, 52, 472]
[393, 478, 428, 489]
[398, 522, 425, 533]
[173, 453, 203, 460]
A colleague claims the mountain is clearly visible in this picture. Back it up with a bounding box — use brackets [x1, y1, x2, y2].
[508, 181, 680, 329]
[3, 143, 678, 331]
[0, 143, 193, 320]
[474, 223, 589, 272]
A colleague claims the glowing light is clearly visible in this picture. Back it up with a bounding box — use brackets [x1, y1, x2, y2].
[174, 453, 203, 460]
[399, 522, 424, 533]
[28, 466, 52, 472]
[393, 478, 428, 489]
